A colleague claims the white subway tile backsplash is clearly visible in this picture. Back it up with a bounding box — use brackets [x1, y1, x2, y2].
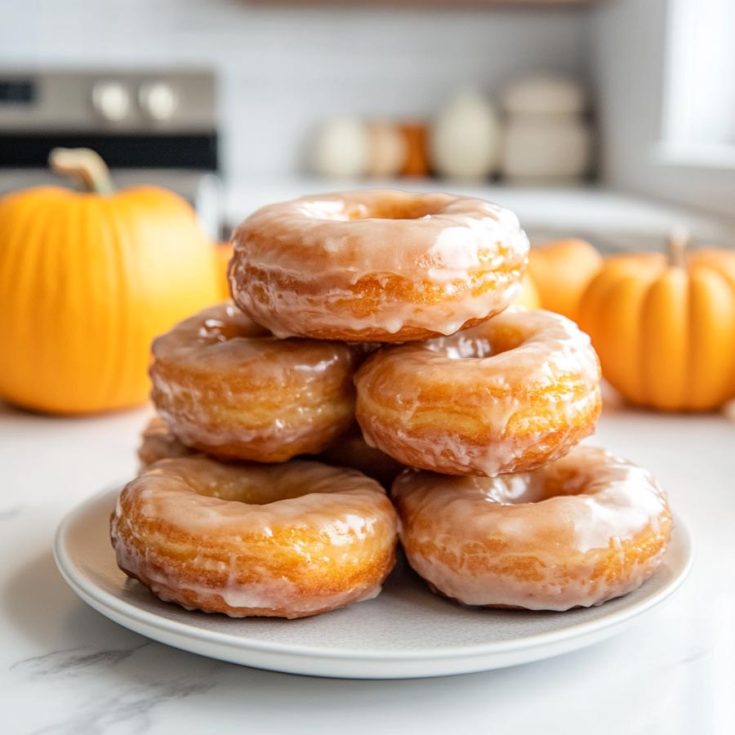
[0, 0, 587, 178]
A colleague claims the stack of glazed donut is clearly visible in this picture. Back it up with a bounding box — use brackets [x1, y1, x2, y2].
[111, 190, 673, 620]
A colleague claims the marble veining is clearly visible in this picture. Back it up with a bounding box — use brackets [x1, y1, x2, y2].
[11, 642, 220, 735]
[11, 642, 152, 678]
[0, 505, 23, 520]
[30, 673, 217, 735]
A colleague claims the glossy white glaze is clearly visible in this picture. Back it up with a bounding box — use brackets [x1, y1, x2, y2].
[229, 190, 529, 339]
[393, 445, 672, 610]
[110, 457, 399, 618]
[151, 303, 346, 377]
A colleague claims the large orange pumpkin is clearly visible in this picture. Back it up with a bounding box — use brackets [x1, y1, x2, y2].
[578, 234, 735, 411]
[528, 238, 602, 321]
[0, 148, 220, 414]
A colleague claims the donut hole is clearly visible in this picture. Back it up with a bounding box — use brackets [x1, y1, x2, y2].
[165, 458, 345, 506]
[541, 465, 591, 499]
[363, 198, 445, 221]
[300, 196, 446, 222]
[485, 474, 546, 504]
[198, 318, 244, 342]
[443, 335, 496, 360]
[197, 308, 269, 343]
[426, 327, 523, 360]
[486, 465, 590, 505]
[193, 474, 316, 505]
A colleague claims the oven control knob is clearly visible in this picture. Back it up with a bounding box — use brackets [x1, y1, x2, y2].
[139, 81, 178, 122]
[91, 81, 131, 123]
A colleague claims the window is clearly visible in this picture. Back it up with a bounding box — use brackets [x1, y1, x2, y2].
[661, 0, 735, 168]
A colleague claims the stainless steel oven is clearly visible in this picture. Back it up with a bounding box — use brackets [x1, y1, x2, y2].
[0, 69, 222, 238]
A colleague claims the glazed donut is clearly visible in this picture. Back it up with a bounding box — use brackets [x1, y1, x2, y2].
[355, 308, 601, 476]
[111, 456, 399, 619]
[137, 416, 195, 467]
[150, 303, 358, 462]
[229, 190, 529, 342]
[393, 446, 673, 611]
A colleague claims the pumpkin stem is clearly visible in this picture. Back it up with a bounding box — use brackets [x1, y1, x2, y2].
[48, 147, 115, 195]
[666, 227, 689, 268]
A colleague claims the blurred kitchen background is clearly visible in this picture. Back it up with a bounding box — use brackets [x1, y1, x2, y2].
[1, 0, 733, 248]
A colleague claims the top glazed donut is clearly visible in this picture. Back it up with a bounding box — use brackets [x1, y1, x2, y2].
[229, 190, 529, 342]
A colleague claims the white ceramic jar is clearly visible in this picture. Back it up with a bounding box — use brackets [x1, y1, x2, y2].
[430, 88, 500, 181]
[311, 117, 369, 179]
[500, 74, 593, 184]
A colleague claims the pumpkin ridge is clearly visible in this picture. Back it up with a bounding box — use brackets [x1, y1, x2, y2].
[687, 265, 735, 409]
[110, 196, 138, 407]
[642, 268, 689, 410]
[635, 268, 665, 408]
[55, 199, 86, 403]
[580, 266, 630, 396]
[701, 257, 735, 398]
[0, 195, 39, 335]
[604, 273, 651, 405]
[47, 198, 89, 410]
[85, 197, 117, 408]
[5, 196, 65, 407]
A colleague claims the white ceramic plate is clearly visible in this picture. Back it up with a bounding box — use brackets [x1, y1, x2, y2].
[54, 487, 692, 679]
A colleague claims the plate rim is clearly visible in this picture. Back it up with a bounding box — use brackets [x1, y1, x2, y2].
[54, 486, 694, 664]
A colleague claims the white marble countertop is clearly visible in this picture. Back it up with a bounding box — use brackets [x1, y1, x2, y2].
[1, 400, 733, 734]
[223, 178, 735, 249]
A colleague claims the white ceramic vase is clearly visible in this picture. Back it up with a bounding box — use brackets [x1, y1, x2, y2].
[500, 73, 592, 184]
[430, 88, 500, 181]
[311, 117, 369, 178]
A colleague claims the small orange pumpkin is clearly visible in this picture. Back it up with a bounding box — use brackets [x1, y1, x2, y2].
[528, 238, 603, 321]
[514, 272, 541, 310]
[0, 148, 220, 414]
[578, 233, 735, 411]
[216, 241, 233, 300]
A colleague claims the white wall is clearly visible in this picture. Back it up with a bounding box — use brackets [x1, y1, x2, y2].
[664, 0, 735, 149]
[0, 0, 588, 180]
[589, 0, 735, 220]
